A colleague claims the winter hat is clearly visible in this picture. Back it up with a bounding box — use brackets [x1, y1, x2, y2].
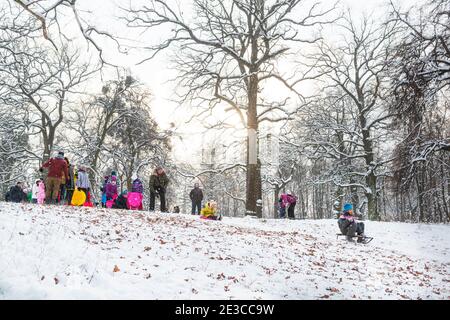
[58, 151, 64, 157]
[111, 176, 117, 182]
[343, 203, 353, 212]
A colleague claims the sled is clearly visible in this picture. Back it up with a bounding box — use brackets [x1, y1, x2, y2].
[106, 194, 118, 208]
[106, 199, 114, 208]
[71, 189, 86, 206]
[200, 214, 222, 221]
[127, 192, 143, 210]
[336, 233, 374, 244]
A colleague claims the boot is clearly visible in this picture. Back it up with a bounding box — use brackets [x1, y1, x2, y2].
[357, 233, 365, 243]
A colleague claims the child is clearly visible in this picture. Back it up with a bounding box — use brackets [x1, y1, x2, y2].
[338, 203, 365, 242]
[128, 174, 144, 210]
[200, 200, 222, 220]
[31, 179, 40, 204]
[100, 175, 109, 208]
[113, 190, 128, 210]
[76, 166, 91, 199]
[105, 176, 118, 202]
[131, 174, 144, 194]
[37, 179, 46, 205]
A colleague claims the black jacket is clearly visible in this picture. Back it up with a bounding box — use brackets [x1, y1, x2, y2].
[8, 186, 27, 203]
[338, 212, 357, 236]
[149, 173, 169, 193]
[189, 187, 203, 202]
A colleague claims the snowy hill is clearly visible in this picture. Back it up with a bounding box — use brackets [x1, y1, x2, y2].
[0, 202, 449, 300]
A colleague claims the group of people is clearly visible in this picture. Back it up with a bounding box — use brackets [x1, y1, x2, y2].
[3, 151, 367, 241]
[5, 152, 81, 205]
[3, 151, 174, 213]
[277, 193, 366, 243]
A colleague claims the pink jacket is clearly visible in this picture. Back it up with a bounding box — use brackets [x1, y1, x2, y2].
[37, 181, 46, 203]
[280, 194, 297, 208]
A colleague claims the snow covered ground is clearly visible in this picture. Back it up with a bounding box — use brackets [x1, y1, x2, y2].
[0, 202, 449, 300]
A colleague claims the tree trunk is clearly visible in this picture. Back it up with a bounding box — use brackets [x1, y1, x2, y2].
[274, 186, 280, 219]
[245, 74, 262, 217]
[366, 173, 378, 220]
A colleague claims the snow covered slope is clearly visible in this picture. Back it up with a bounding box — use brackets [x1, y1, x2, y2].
[0, 202, 449, 300]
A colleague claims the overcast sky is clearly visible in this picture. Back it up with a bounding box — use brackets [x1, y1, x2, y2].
[69, 0, 418, 165]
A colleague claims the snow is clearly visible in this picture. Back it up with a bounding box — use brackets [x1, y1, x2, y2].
[0, 202, 449, 300]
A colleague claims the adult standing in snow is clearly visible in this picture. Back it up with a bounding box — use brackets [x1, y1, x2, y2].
[338, 203, 365, 242]
[39, 151, 69, 204]
[64, 157, 75, 205]
[189, 183, 203, 215]
[279, 193, 297, 219]
[149, 166, 169, 212]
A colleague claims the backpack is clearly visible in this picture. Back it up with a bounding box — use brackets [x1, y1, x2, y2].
[127, 192, 143, 210]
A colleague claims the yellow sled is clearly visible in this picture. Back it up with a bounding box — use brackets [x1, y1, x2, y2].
[71, 188, 86, 206]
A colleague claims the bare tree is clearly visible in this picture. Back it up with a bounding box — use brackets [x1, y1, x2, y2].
[123, 0, 337, 217]
[10, 0, 117, 61]
[0, 39, 97, 162]
[303, 15, 400, 220]
[387, 0, 450, 222]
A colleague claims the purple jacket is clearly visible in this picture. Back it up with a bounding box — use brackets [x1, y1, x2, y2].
[131, 179, 143, 194]
[105, 182, 118, 199]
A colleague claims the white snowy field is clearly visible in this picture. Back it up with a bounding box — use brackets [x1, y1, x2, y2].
[0, 202, 449, 300]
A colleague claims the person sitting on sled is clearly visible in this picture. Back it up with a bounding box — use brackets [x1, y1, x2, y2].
[200, 200, 221, 220]
[128, 174, 144, 210]
[338, 203, 365, 242]
[113, 190, 128, 210]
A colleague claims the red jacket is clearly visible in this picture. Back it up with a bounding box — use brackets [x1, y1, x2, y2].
[42, 157, 68, 180]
